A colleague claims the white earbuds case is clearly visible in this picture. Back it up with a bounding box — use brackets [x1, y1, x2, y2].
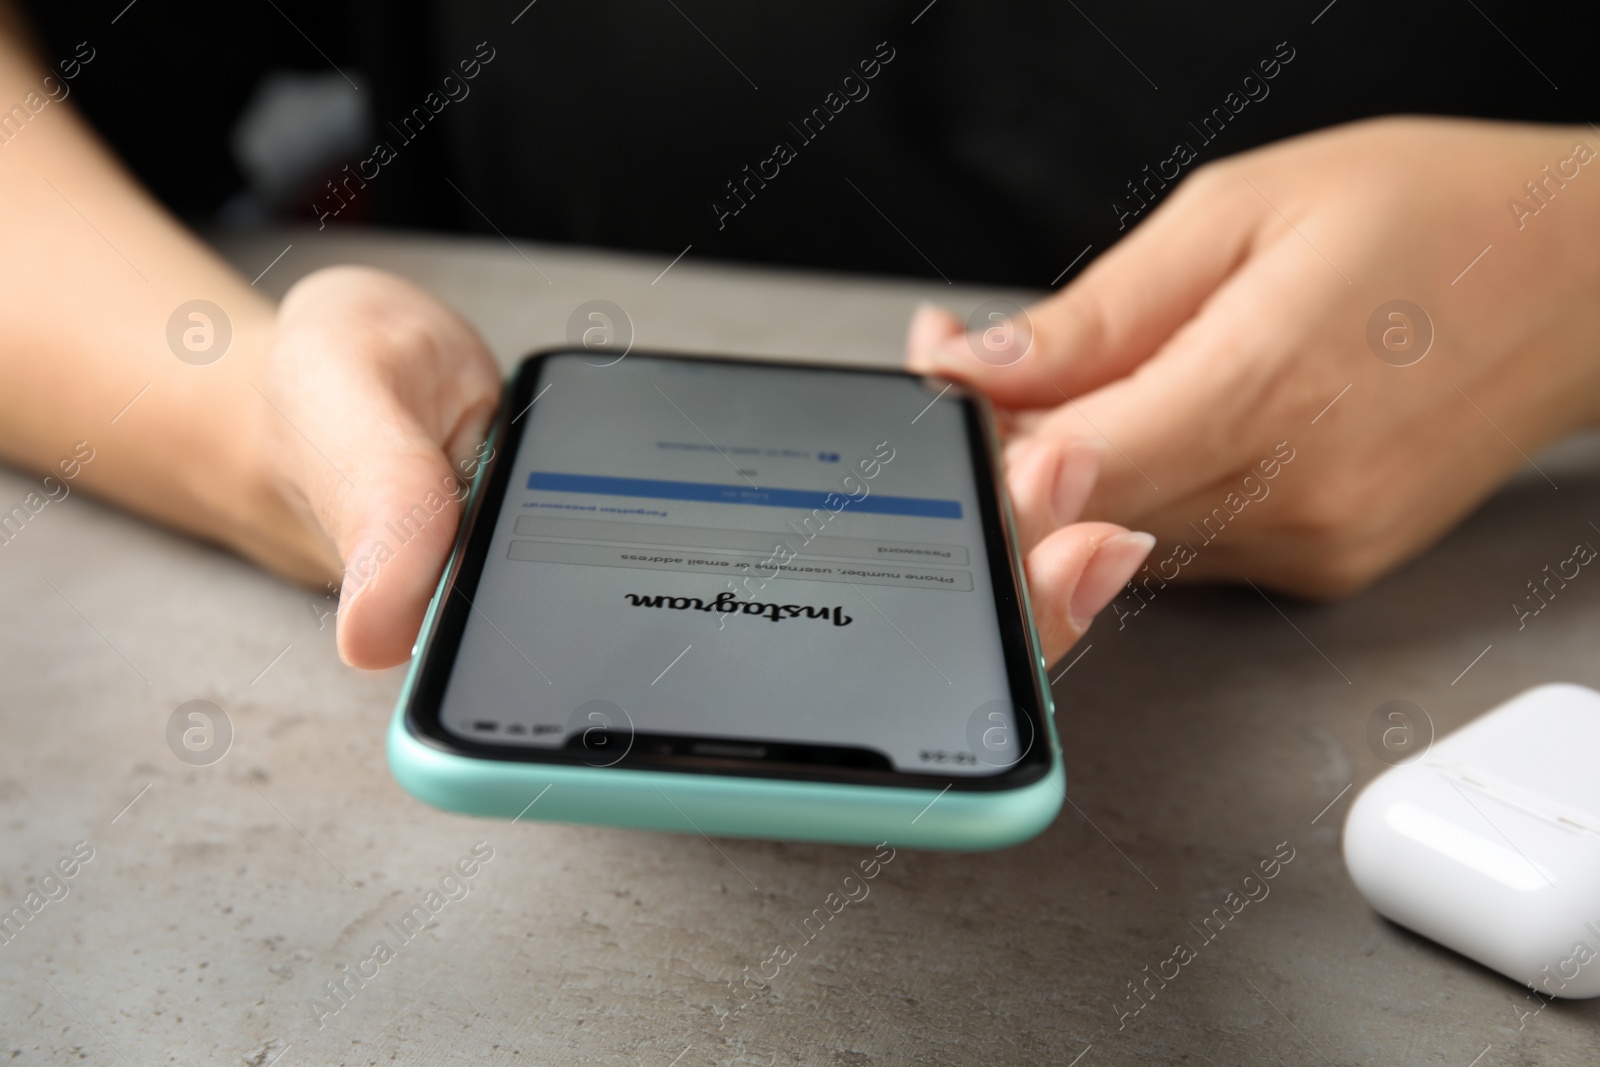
[1343, 683, 1600, 998]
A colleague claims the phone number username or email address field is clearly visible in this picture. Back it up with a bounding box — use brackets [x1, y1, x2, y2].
[506, 540, 975, 591]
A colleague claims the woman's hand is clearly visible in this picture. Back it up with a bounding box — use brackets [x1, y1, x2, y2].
[252, 266, 502, 669]
[908, 117, 1600, 601]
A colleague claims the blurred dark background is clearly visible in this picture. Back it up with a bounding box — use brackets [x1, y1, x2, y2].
[17, 0, 1596, 286]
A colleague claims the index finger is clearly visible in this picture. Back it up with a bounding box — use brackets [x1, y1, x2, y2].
[906, 166, 1261, 408]
[1008, 238, 1336, 522]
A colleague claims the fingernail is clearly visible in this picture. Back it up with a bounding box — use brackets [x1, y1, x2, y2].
[334, 553, 379, 667]
[1051, 439, 1104, 526]
[447, 400, 496, 472]
[906, 302, 961, 371]
[923, 340, 971, 371]
[1069, 531, 1156, 633]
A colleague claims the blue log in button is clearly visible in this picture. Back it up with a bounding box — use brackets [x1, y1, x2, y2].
[526, 472, 962, 519]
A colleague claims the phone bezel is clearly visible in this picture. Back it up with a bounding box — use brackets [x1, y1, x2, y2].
[402, 349, 1054, 792]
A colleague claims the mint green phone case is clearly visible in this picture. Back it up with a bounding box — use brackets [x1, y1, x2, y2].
[386, 356, 1065, 850]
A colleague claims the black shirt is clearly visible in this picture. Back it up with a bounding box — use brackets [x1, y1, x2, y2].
[19, 0, 1595, 286]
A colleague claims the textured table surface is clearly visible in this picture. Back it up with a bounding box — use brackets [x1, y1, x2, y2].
[3, 228, 1599, 1066]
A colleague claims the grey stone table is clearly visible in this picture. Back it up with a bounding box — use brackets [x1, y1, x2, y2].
[4, 228, 1599, 1066]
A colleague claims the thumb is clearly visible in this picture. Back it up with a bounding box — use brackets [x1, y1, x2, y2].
[906, 167, 1260, 408]
[332, 404, 494, 669]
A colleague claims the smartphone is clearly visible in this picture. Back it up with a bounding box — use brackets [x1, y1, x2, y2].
[388, 349, 1064, 849]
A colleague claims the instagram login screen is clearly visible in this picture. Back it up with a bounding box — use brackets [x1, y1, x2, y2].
[437, 353, 1020, 776]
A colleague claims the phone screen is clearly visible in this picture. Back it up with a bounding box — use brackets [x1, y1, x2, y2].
[417, 351, 1048, 787]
